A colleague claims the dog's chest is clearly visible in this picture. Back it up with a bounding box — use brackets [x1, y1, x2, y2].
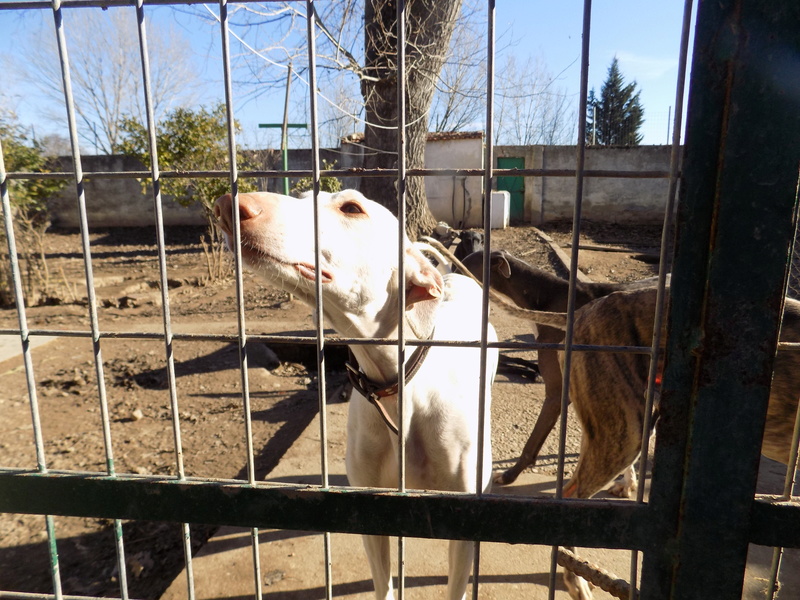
[395, 397, 469, 486]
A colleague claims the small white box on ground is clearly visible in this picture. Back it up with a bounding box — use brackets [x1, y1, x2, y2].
[491, 191, 510, 229]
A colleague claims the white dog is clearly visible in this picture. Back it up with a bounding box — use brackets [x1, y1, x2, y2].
[214, 189, 498, 600]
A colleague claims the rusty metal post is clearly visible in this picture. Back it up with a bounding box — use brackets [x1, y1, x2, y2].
[642, 1, 800, 598]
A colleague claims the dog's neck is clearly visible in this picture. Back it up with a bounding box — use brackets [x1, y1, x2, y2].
[337, 295, 440, 386]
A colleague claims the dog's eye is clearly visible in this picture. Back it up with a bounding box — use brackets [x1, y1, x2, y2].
[340, 201, 365, 215]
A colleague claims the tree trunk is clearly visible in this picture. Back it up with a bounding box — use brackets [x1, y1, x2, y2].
[361, 0, 463, 240]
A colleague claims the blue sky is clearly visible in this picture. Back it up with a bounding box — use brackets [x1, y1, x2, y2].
[500, 1, 694, 144]
[0, 1, 694, 149]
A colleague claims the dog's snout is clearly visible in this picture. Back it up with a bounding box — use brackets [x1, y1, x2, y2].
[213, 193, 264, 235]
[213, 194, 235, 235]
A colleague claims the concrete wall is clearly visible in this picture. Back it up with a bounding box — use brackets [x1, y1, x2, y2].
[46, 145, 676, 229]
[46, 150, 346, 229]
[48, 155, 207, 229]
[495, 145, 676, 225]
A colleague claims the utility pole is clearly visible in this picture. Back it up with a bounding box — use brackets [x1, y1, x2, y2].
[259, 65, 307, 195]
[666, 106, 672, 144]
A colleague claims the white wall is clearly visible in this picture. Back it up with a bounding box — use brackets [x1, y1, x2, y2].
[424, 137, 485, 228]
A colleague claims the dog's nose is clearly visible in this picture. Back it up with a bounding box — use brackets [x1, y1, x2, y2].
[213, 193, 264, 235]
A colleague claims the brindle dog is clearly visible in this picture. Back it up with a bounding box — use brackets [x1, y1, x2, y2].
[556, 287, 798, 599]
[461, 249, 662, 485]
[562, 287, 799, 499]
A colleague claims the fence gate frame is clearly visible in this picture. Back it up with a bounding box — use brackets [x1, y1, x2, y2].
[2, 0, 800, 599]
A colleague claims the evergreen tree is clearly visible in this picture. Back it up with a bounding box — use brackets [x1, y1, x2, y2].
[586, 57, 644, 146]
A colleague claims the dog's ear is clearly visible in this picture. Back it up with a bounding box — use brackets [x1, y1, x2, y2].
[491, 253, 512, 279]
[404, 246, 444, 306]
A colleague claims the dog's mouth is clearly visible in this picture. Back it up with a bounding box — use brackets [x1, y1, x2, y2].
[294, 262, 333, 283]
[230, 238, 334, 285]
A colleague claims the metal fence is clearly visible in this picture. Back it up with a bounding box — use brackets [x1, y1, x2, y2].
[1, 1, 799, 600]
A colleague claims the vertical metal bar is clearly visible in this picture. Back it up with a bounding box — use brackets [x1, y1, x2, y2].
[0, 144, 48, 495]
[0, 149, 47, 488]
[766, 192, 800, 600]
[306, 3, 333, 598]
[395, 0, 408, 597]
[218, 0, 254, 488]
[780, 383, 800, 500]
[43, 515, 62, 600]
[281, 64, 293, 197]
[132, 3, 193, 599]
[395, 0, 408, 496]
[767, 382, 800, 597]
[49, 2, 126, 595]
[627, 2, 694, 597]
[306, 0, 328, 491]
[0, 137, 62, 600]
[558, 0, 592, 498]
[472, 1, 496, 598]
[642, 0, 800, 597]
[766, 547, 783, 600]
[218, 1, 261, 598]
[50, 0, 114, 477]
[548, 0, 592, 597]
[135, 3, 187, 485]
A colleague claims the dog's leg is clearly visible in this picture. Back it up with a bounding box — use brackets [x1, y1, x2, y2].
[607, 464, 638, 498]
[447, 539, 474, 600]
[561, 487, 594, 599]
[563, 555, 595, 600]
[361, 534, 393, 600]
[346, 399, 400, 599]
[495, 347, 564, 485]
[561, 388, 644, 599]
[565, 429, 642, 500]
[609, 428, 656, 497]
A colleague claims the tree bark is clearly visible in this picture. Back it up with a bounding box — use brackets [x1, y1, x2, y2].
[361, 0, 463, 240]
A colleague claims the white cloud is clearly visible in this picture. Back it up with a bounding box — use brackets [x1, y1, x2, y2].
[615, 52, 678, 81]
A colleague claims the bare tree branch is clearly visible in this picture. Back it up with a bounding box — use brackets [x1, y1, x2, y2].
[494, 54, 576, 145]
[15, 7, 201, 154]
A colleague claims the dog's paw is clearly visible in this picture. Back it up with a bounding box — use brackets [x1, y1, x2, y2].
[492, 468, 518, 486]
[607, 467, 637, 498]
[607, 480, 634, 498]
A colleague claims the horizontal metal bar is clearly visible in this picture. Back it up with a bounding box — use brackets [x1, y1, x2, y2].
[258, 123, 308, 129]
[749, 496, 800, 548]
[13, 327, 800, 354]
[0, 469, 651, 550]
[410, 168, 672, 180]
[0, 592, 143, 600]
[0, 328, 653, 354]
[0, 0, 287, 10]
[3, 167, 674, 182]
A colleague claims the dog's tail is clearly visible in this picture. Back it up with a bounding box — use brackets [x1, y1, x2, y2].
[418, 236, 568, 330]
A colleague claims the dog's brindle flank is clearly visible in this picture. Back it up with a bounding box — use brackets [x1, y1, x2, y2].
[461, 249, 661, 485]
[214, 190, 498, 600]
[558, 287, 800, 599]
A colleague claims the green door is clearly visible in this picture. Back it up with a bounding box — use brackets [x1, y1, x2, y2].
[497, 156, 525, 220]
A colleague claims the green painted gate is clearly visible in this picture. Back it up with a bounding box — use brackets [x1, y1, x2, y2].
[497, 156, 525, 220]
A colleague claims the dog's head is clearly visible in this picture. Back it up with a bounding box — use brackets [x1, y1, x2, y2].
[213, 189, 443, 335]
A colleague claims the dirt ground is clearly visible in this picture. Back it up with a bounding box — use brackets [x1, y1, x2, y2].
[1, 218, 669, 598]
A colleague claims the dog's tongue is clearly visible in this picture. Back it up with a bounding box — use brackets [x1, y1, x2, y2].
[295, 263, 333, 283]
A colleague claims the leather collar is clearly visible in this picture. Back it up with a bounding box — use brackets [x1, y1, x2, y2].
[345, 341, 432, 435]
